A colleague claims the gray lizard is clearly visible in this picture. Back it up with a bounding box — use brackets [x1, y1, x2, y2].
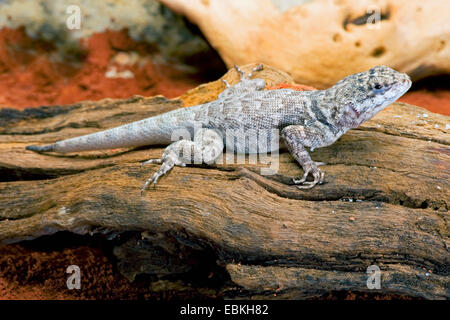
[26, 64, 412, 193]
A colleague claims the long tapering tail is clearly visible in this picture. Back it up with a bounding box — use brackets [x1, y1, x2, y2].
[25, 104, 203, 153]
[26, 144, 56, 152]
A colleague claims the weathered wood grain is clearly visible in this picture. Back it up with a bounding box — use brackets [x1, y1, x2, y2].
[0, 65, 448, 299]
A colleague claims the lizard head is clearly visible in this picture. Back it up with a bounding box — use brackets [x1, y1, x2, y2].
[335, 65, 412, 125]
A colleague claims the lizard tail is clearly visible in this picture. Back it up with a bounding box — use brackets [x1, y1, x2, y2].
[26, 144, 56, 152]
[25, 114, 179, 153]
[25, 104, 203, 153]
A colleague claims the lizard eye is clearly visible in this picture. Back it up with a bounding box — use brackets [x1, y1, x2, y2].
[374, 83, 383, 90]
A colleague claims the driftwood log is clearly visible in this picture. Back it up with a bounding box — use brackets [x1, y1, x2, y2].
[0, 65, 448, 299]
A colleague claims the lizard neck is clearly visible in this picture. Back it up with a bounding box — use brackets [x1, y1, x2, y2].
[336, 102, 364, 129]
[309, 89, 362, 130]
[326, 84, 378, 130]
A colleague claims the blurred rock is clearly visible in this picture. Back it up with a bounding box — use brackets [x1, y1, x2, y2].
[158, 0, 450, 88]
[0, 0, 211, 63]
[0, 1, 228, 109]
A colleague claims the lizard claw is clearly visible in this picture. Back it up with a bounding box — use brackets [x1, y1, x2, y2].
[222, 79, 231, 88]
[141, 171, 162, 195]
[234, 65, 245, 79]
[141, 150, 189, 195]
[234, 64, 264, 80]
[292, 162, 325, 189]
[247, 64, 263, 79]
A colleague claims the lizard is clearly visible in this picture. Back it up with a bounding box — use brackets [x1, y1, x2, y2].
[26, 64, 412, 194]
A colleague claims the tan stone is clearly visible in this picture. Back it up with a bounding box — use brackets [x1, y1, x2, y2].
[158, 0, 450, 88]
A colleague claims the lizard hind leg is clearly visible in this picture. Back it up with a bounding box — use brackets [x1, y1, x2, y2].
[140, 129, 223, 195]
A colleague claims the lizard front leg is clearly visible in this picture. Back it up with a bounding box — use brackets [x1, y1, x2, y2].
[141, 128, 223, 194]
[281, 125, 325, 189]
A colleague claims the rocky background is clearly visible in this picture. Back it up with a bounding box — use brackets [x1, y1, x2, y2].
[0, 0, 448, 300]
[0, 0, 227, 108]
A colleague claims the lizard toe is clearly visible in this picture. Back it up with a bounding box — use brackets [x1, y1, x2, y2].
[141, 158, 162, 167]
[141, 177, 154, 195]
[295, 181, 316, 189]
[292, 170, 310, 184]
[141, 171, 163, 195]
[141, 161, 173, 194]
[292, 165, 324, 189]
[319, 171, 325, 184]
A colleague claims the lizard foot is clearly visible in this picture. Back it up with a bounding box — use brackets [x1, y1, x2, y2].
[292, 162, 325, 189]
[246, 64, 263, 79]
[140, 151, 186, 195]
[234, 64, 264, 80]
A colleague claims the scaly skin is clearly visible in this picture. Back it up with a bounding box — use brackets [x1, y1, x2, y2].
[27, 65, 412, 193]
